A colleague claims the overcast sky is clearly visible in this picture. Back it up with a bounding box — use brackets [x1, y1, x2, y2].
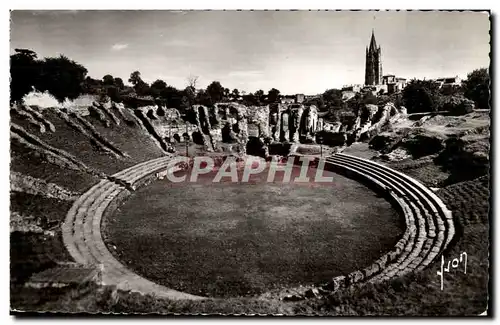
[10, 10, 490, 95]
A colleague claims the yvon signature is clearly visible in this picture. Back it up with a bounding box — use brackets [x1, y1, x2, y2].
[437, 252, 468, 290]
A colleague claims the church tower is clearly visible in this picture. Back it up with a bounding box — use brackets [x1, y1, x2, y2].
[364, 30, 383, 85]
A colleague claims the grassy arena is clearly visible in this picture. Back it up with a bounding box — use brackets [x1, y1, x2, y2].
[103, 166, 404, 298]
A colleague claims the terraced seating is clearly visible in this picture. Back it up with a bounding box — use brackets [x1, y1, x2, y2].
[320, 153, 454, 289]
[62, 155, 202, 300]
[62, 153, 454, 301]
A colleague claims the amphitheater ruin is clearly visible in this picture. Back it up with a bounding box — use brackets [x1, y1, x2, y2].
[10, 92, 473, 306]
[10, 81, 489, 316]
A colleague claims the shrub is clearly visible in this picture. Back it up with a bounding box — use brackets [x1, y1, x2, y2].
[402, 79, 441, 113]
[462, 68, 490, 109]
[440, 96, 475, 116]
[36, 55, 88, 103]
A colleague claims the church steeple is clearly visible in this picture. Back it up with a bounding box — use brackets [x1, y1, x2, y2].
[365, 29, 383, 86]
[368, 29, 378, 52]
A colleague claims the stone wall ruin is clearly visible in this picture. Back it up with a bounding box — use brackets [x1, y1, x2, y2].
[131, 100, 406, 157]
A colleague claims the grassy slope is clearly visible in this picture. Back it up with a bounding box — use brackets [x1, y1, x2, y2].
[10, 191, 74, 287]
[35, 109, 132, 175]
[386, 155, 451, 188]
[10, 104, 168, 311]
[84, 107, 165, 164]
[10, 139, 100, 193]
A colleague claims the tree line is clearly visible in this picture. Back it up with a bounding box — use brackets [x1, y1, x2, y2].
[401, 69, 490, 113]
[11, 48, 489, 115]
[10, 49, 88, 104]
[10, 48, 285, 111]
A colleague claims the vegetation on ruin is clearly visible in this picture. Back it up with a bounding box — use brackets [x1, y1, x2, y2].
[402, 68, 490, 114]
[11, 49, 287, 111]
[10, 49, 88, 104]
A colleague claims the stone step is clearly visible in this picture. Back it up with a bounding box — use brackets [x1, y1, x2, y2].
[113, 156, 175, 186]
[330, 154, 452, 265]
[328, 156, 442, 256]
[326, 154, 453, 283]
[64, 180, 109, 264]
[82, 182, 118, 264]
[326, 156, 437, 280]
[322, 159, 418, 284]
[337, 153, 452, 228]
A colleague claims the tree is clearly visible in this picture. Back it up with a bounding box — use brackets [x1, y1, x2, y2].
[102, 74, 115, 86]
[362, 92, 378, 105]
[242, 92, 258, 106]
[127, 71, 151, 97]
[10, 48, 40, 103]
[128, 71, 142, 86]
[231, 88, 240, 99]
[114, 77, 124, 89]
[181, 75, 199, 111]
[36, 55, 88, 103]
[304, 96, 326, 111]
[82, 76, 103, 95]
[267, 88, 281, 104]
[206, 81, 225, 104]
[106, 86, 122, 102]
[462, 68, 490, 109]
[150, 79, 168, 98]
[187, 75, 199, 90]
[402, 79, 441, 113]
[181, 86, 196, 110]
[195, 89, 212, 107]
[322, 89, 343, 110]
[223, 88, 230, 100]
[134, 81, 150, 97]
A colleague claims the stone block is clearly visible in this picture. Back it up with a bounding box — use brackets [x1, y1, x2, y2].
[283, 294, 304, 302]
[375, 254, 389, 269]
[387, 250, 400, 263]
[363, 263, 380, 278]
[325, 275, 346, 292]
[304, 288, 321, 299]
[348, 270, 364, 284]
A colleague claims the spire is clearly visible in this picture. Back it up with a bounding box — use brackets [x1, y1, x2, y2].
[369, 29, 378, 52]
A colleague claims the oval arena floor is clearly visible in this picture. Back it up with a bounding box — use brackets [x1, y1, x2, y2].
[103, 165, 404, 298]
